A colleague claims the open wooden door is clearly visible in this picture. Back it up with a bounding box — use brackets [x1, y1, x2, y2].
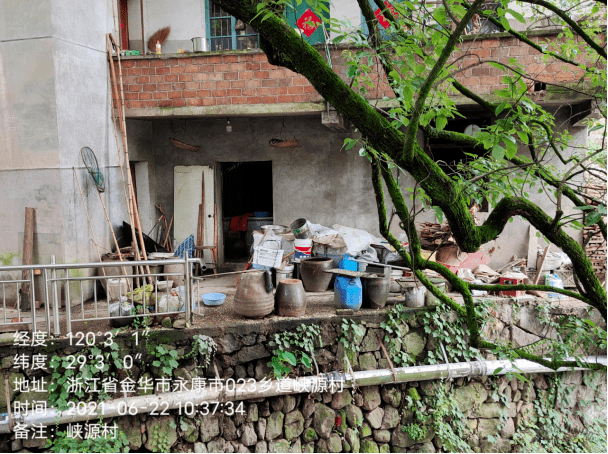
[174, 166, 215, 264]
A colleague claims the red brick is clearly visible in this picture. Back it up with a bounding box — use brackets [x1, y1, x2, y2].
[122, 76, 136, 85]
[141, 67, 155, 75]
[192, 57, 207, 64]
[143, 100, 157, 107]
[208, 73, 224, 81]
[231, 80, 246, 88]
[242, 88, 257, 96]
[276, 87, 288, 95]
[239, 71, 255, 80]
[257, 87, 273, 96]
[185, 65, 199, 73]
[178, 57, 193, 65]
[129, 84, 142, 92]
[481, 39, 499, 48]
[480, 76, 499, 85]
[125, 92, 138, 100]
[292, 94, 308, 102]
[173, 82, 185, 90]
[130, 101, 144, 108]
[491, 47, 510, 58]
[260, 62, 275, 70]
[223, 55, 239, 63]
[510, 46, 529, 56]
[303, 85, 317, 94]
[287, 86, 304, 94]
[216, 81, 230, 89]
[200, 82, 216, 89]
[253, 54, 267, 61]
[198, 64, 213, 72]
[246, 62, 260, 71]
[143, 84, 156, 91]
[159, 100, 172, 107]
[136, 76, 149, 83]
[216, 97, 231, 105]
[188, 98, 204, 106]
[183, 90, 196, 98]
[215, 64, 230, 72]
[178, 74, 192, 82]
[170, 65, 185, 74]
[232, 97, 247, 104]
[262, 79, 278, 87]
[172, 99, 187, 107]
[229, 63, 246, 71]
[262, 96, 277, 104]
[212, 89, 227, 97]
[254, 71, 270, 79]
[293, 77, 309, 86]
[278, 78, 291, 87]
[157, 83, 171, 91]
[155, 67, 170, 75]
[185, 82, 201, 90]
[245, 79, 261, 88]
[192, 73, 209, 81]
[149, 60, 164, 67]
[238, 55, 253, 62]
[196, 90, 212, 97]
[223, 72, 238, 80]
[127, 68, 141, 76]
[154, 92, 168, 99]
[165, 74, 179, 82]
[150, 75, 164, 83]
[202, 98, 216, 106]
[206, 56, 223, 63]
[121, 60, 135, 68]
[135, 60, 150, 67]
[227, 89, 242, 96]
[277, 95, 294, 103]
[168, 91, 182, 99]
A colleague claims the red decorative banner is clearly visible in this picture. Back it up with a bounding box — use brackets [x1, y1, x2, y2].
[374, 1, 398, 29]
[296, 8, 322, 37]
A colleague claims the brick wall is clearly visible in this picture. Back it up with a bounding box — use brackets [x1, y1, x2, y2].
[118, 32, 599, 111]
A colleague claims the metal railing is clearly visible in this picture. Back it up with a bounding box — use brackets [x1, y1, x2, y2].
[0, 254, 206, 336]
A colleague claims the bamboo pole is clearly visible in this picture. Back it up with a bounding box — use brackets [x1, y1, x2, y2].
[107, 33, 152, 285]
[106, 34, 145, 286]
[140, 0, 145, 53]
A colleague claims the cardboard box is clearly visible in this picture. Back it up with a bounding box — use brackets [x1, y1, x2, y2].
[499, 276, 526, 297]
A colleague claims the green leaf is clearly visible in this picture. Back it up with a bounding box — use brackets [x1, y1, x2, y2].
[507, 9, 525, 23]
[436, 116, 447, 131]
[499, 16, 510, 31]
[283, 351, 297, 366]
[492, 144, 505, 160]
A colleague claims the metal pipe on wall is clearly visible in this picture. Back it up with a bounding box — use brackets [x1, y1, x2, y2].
[1, 356, 604, 433]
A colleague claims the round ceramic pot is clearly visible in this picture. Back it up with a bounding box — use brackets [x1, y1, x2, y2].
[234, 271, 274, 319]
[362, 276, 390, 309]
[275, 279, 306, 317]
[299, 257, 333, 292]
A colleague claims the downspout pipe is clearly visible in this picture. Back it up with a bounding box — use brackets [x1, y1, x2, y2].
[1, 356, 605, 433]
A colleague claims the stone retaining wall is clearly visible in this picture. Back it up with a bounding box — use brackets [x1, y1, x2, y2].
[0, 297, 605, 452]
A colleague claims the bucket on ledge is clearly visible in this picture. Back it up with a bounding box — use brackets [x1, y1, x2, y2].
[294, 239, 312, 262]
[290, 218, 311, 239]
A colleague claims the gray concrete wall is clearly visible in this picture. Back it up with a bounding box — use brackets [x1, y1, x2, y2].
[126, 109, 586, 270]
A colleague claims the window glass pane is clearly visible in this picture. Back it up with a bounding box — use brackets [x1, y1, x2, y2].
[236, 35, 259, 50]
[210, 3, 229, 18]
[210, 18, 231, 37]
[211, 37, 232, 51]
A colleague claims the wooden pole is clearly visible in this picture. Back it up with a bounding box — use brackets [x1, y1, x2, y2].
[20, 208, 35, 311]
[140, 0, 145, 53]
[106, 34, 145, 285]
[534, 245, 551, 285]
[107, 34, 152, 285]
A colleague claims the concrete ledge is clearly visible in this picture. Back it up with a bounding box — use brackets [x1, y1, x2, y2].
[124, 102, 326, 118]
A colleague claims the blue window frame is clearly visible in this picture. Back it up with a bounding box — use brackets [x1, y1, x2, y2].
[205, 1, 259, 51]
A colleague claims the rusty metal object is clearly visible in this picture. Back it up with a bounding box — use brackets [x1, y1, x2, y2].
[233, 271, 274, 319]
[362, 276, 390, 309]
[300, 257, 333, 292]
[275, 279, 306, 317]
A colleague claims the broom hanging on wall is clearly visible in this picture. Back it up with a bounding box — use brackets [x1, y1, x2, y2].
[147, 26, 171, 52]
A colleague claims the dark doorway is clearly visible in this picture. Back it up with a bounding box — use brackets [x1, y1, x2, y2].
[222, 161, 273, 259]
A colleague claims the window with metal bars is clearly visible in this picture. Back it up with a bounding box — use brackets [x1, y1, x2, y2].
[205, 1, 259, 51]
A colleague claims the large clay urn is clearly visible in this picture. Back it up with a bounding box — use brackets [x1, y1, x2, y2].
[275, 279, 306, 317]
[234, 271, 274, 318]
[299, 257, 333, 292]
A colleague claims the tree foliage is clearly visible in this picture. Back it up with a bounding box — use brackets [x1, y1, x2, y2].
[213, 0, 607, 369]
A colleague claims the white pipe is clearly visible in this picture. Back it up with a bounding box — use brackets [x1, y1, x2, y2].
[2, 355, 604, 433]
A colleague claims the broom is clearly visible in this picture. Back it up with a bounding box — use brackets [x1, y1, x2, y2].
[147, 26, 171, 52]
